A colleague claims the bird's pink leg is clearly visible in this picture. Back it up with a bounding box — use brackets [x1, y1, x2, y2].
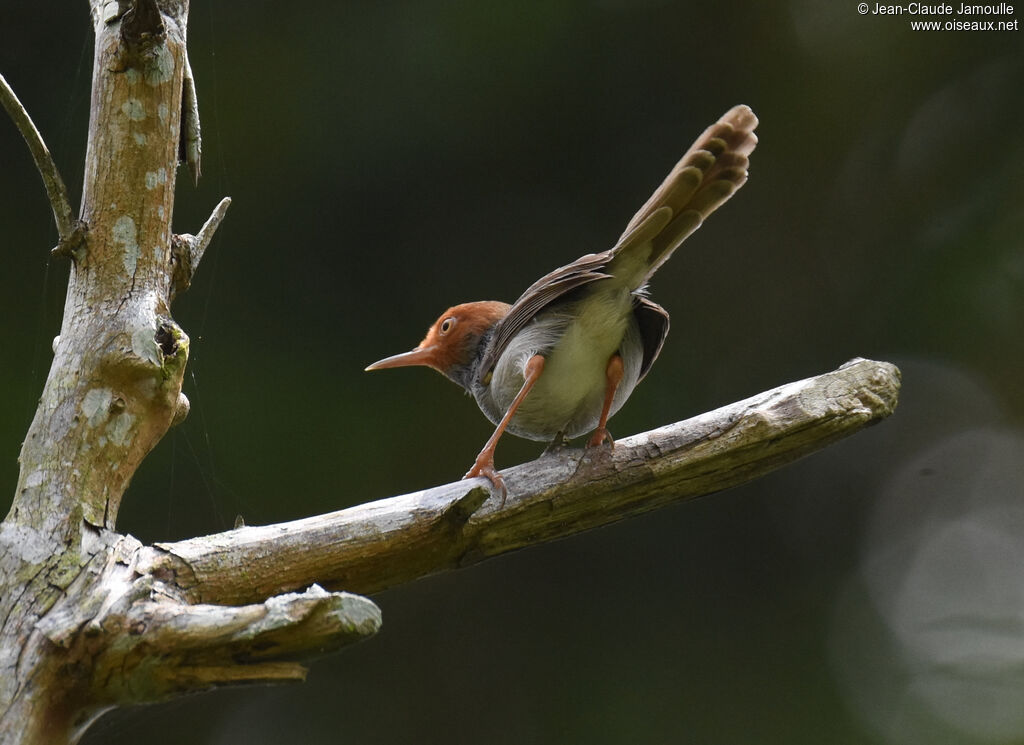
[587, 353, 624, 448]
[465, 354, 546, 497]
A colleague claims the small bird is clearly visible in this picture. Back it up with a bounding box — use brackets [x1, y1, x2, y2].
[367, 105, 758, 496]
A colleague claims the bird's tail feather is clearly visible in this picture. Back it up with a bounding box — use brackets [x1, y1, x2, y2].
[614, 104, 758, 282]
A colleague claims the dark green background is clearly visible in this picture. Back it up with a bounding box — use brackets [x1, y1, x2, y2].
[2, 2, 1022, 743]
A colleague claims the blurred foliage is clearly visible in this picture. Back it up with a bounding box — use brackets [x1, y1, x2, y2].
[1, 1, 1022, 743]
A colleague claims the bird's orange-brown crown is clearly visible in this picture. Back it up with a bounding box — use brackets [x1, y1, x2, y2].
[365, 301, 510, 376]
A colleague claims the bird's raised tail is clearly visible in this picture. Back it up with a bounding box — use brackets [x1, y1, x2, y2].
[615, 104, 759, 282]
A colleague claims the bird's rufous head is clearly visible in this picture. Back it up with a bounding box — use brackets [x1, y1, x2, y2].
[365, 301, 510, 378]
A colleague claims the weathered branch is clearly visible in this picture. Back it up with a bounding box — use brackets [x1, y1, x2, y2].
[171, 196, 231, 299]
[22, 530, 380, 740]
[146, 357, 901, 604]
[180, 52, 201, 184]
[0, 72, 78, 245]
[90, 583, 380, 699]
[1, 352, 898, 743]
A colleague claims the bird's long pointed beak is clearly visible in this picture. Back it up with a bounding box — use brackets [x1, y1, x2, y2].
[364, 345, 437, 371]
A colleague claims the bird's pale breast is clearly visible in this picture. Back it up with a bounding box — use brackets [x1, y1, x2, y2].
[479, 284, 644, 441]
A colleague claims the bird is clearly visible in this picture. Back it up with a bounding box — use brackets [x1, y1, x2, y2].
[366, 104, 758, 497]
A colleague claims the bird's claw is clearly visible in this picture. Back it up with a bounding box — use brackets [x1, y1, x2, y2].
[586, 427, 614, 449]
[464, 459, 508, 506]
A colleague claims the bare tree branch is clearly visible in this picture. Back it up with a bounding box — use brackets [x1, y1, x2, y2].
[145, 357, 901, 604]
[171, 196, 231, 299]
[91, 584, 380, 700]
[0, 72, 77, 245]
[180, 52, 201, 184]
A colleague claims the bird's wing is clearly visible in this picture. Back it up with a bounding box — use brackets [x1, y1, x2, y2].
[478, 254, 609, 377]
[633, 296, 670, 382]
[478, 208, 672, 377]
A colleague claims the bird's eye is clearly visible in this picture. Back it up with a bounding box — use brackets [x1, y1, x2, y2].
[439, 317, 455, 335]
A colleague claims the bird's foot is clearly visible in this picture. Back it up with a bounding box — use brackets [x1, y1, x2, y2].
[464, 457, 507, 505]
[586, 427, 615, 449]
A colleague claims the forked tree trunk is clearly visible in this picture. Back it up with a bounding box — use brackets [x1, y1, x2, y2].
[0, 3, 370, 742]
[0, 4, 901, 744]
[2, 1, 198, 740]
